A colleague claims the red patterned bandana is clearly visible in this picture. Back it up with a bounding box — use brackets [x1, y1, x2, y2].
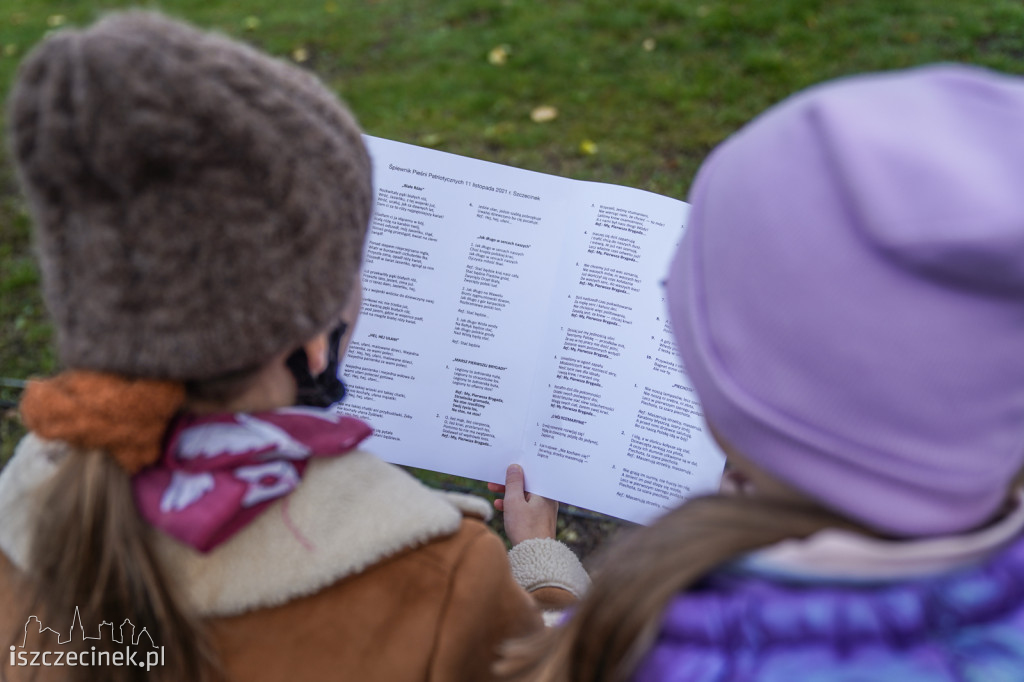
[133, 406, 372, 553]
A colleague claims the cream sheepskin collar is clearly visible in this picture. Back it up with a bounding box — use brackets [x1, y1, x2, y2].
[0, 434, 491, 617]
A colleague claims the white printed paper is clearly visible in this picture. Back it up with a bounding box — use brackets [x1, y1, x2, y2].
[338, 136, 725, 524]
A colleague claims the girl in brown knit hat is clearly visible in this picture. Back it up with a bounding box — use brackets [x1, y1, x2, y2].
[0, 11, 587, 682]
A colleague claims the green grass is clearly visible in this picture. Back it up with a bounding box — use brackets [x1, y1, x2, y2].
[4, 0, 1024, 465]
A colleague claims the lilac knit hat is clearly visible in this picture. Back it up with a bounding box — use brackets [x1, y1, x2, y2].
[668, 64, 1024, 537]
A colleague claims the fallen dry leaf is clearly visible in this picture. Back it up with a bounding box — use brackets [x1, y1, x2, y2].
[488, 45, 510, 65]
[530, 105, 558, 123]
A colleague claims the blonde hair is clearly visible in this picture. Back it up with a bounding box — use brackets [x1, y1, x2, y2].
[4, 448, 219, 682]
[4, 361, 270, 682]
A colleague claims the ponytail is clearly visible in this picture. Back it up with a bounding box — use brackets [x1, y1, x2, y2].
[12, 447, 218, 682]
[5, 372, 221, 682]
[497, 495, 855, 682]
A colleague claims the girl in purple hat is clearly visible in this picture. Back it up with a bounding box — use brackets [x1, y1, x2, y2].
[500, 64, 1024, 681]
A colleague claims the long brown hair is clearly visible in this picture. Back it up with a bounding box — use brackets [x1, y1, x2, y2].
[498, 494, 856, 682]
[7, 447, 219, 682]
[1, 367, 270, 682]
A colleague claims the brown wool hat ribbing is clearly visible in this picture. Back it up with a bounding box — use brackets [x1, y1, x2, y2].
[8, 11, 372, 380]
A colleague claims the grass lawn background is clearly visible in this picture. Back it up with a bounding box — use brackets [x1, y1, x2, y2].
[2, 0, 1024, 552]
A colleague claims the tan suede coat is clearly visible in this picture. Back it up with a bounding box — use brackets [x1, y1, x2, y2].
[211, 519, 541, 681]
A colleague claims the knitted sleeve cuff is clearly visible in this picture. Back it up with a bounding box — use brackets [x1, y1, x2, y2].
[507, 538, 591, 598]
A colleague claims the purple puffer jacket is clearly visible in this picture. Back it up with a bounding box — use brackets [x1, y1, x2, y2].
[632, 533, 1024, 681]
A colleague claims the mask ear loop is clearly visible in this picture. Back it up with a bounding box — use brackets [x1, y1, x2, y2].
[321, 321, 348, 399]
[286, 321, 348, 408]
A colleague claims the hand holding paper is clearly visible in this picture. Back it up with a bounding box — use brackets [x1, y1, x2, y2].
[488, 464, 559, 545]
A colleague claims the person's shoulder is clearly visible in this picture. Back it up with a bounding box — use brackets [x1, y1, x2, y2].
[637, 535, 1024, 680]
[0, 434, 73, 574]
[207, 516, 513, 682]
[407, 516, 504, 571]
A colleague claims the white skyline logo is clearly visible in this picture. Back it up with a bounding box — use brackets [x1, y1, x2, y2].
[10, 607, 164, 671]
[19, 606, 156, 648]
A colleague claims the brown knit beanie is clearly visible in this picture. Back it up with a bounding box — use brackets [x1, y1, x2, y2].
[8, 11, 372, 380]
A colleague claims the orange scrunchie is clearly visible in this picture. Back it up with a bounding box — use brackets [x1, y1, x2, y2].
[20, 371, 186, 474]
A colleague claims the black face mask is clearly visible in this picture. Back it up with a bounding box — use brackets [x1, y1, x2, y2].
[286, 321, 348, 407]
